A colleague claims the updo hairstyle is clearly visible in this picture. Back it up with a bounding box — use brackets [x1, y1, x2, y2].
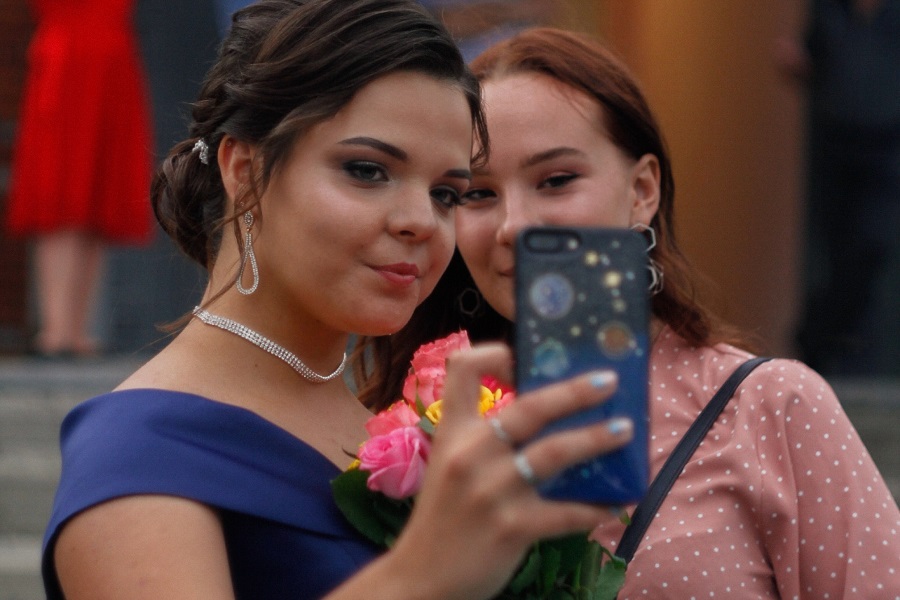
[151, 0, 487, 271]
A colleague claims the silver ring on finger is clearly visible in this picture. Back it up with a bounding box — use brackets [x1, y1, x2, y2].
[514, 452, 539, 486]
[488, 416, 513, 445]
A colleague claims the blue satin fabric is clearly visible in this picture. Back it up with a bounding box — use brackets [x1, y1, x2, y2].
[42, 389, 380, 599]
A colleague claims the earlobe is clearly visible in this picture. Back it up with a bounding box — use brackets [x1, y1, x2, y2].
[219, 136, 255, 205]
[629, 153, 661, 225]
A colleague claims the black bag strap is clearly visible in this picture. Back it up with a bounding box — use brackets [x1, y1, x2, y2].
[615, 356, 772, 563]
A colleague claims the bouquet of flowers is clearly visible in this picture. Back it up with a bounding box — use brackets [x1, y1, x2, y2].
[331, 331, 627, 599]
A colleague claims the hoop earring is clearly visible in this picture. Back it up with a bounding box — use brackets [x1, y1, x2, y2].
[236, 211, 259, 295]
[457, 287, 483, 317]
[631, 223, 664, 296]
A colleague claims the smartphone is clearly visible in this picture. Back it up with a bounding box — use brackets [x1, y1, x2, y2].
[514, 226, 650, 504]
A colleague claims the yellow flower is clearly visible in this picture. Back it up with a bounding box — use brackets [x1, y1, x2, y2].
[347, 458, 361, 470]
[423, 385, 500, 426]
[425, 400, 444, 425]
[478, 385, 500, 415]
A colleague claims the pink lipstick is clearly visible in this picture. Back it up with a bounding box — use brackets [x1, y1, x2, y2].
[374, 262, 420, 286]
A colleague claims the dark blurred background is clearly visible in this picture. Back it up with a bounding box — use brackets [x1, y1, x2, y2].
[2, 1, 897, 373]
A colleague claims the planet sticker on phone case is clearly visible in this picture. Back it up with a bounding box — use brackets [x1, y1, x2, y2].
[596, 321, 636, 359]
[529, 273, 574, 320]
[531, 337, 570, 378]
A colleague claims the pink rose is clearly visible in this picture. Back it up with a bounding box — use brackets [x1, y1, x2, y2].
[480, 375, 514, 396]
[365, 401, 421, 437]
[402, 365, 445, 407]
[358, 426, 431, 499]
[402, 331, 471, 406]
[484, 390, 516, 418]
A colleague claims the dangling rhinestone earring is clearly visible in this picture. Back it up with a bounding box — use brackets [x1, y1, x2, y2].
[631, 223, 664, 296]
[236, 211, 259, 295]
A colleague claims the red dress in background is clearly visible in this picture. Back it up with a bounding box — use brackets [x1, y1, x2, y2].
[6, 0, 154, 244]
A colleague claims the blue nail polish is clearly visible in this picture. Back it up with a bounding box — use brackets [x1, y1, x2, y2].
[590, 371, 616, 388]
[604, 505, 630, 524]
[607, 417, 632, 436]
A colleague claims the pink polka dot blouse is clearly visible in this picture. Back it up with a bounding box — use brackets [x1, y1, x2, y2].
[592, 328, 900, 598]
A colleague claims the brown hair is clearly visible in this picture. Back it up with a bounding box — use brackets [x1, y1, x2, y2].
[354, 27, 750, 411]
[152, 0, 487, 272]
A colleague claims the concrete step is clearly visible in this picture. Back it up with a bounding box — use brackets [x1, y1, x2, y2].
[834, 382, 900, 500]
[0, 536, 41, 600]
[0, 393, 73, 541]
[0, 356, 141, 600]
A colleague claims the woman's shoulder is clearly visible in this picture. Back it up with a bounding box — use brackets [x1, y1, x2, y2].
[651, 326, 754, 370]
[56, 389, 279, 500]
[61, 387, 247, 443]
[48, 387, 351, 541]
[60, 388, 337, 477]
[651, 327, 837, 407]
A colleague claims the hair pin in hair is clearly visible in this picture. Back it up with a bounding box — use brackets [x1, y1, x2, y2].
[192, 139, 210, 165]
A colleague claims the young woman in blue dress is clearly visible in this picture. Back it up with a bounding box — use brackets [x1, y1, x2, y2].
[41, 2, 633, 599]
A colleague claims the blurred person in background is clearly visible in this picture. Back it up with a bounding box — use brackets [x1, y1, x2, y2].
[419, 0, 561, 61]
[6, 0, 154, 358]
[776, 0, 900, 376]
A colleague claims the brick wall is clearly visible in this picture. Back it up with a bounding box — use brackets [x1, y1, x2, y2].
[0, 0, 33, 351]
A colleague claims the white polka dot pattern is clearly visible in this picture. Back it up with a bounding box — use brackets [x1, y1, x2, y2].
[591, 328, 900, 598]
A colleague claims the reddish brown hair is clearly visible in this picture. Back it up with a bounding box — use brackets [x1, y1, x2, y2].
[469, 27, 749, 348]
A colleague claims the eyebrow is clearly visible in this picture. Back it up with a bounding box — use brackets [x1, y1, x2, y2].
[340, 136, 407, 160]
[340, 136, 472, 181]
[521, 147, 587, 169]
[445, 168, 472, 182]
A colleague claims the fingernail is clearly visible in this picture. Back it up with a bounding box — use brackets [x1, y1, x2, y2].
[607, 417, 633, 436]
[589, 371, 617, 389]
[604, 505, 628, 523]
[610, 506, 631, 525]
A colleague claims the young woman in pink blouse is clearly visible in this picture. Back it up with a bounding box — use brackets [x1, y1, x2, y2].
[354, 27, 900, 598]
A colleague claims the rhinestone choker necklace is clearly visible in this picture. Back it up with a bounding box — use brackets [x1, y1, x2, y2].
[192, 307, 347, 384]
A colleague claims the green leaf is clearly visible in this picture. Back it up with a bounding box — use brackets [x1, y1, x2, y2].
[577, 541, 603, 592]
[331, 470, 410, 548]
[593, 551, 627, 600]
[371, 494, 412, 546]
[418, 416, 436, 436]
[415, 395, 428, 416]
[508, 546, 542, 594]
[546, 533, 591, 578]
[540, 545, 562, 593]
[331, 470, 392, 546]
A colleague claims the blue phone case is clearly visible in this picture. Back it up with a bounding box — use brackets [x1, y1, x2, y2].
[515, 227, 650, 504]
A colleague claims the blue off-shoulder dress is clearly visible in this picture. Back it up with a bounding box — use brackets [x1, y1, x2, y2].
[42, 389, 381, 599]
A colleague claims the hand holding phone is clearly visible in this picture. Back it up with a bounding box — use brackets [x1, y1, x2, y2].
[515, 226, 650, 504]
